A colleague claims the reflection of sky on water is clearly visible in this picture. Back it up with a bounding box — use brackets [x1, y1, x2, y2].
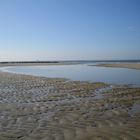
[3, 64, 140, 86]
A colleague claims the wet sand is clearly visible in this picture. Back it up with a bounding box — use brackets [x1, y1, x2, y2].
[96, 63, 140, 70]
[0, 71, 140, 140]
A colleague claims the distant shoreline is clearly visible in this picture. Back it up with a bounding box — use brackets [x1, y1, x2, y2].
[1, 61, 140, 70]
[96, 63, 140, 70]
[0, 60, 140, 64]
[0, 61, 81, 67]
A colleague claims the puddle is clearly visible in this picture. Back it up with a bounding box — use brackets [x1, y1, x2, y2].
[129, 103, 140, 116]
[94, 85, 114, 100]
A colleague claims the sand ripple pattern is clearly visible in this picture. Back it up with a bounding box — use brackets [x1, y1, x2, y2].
[0, 72, 140, 140]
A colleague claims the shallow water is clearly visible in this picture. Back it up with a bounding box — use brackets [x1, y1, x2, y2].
[2, 64, 140, 86]
[129, 103, 140, 116]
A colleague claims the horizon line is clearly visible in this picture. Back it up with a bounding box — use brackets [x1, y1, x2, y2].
[1, 59, 140, 63]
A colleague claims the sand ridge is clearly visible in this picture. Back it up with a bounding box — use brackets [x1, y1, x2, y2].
[96, 63, 140, 70]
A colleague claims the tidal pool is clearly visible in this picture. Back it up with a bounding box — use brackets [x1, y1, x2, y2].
[2, 64, 140, 86]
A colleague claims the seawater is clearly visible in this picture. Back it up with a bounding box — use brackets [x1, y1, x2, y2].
[2, 64, 140, 86]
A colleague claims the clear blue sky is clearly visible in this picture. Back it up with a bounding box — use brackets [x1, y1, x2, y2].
[0, 0, 140, 61]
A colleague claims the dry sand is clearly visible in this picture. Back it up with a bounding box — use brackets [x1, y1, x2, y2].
[96, 63, 140, 70]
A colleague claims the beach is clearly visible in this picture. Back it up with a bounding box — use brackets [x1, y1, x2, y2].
[1, 0, 139, 139]
[96, 63, 140, 70]
[0, 69, 140, 140]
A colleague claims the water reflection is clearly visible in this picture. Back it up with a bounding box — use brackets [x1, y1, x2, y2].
[3, 64, 140, 86]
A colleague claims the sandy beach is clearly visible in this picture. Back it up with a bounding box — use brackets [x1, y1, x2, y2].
[1, 0, 139, 139]
[96, 63, 140, 70]
[0, 69, 140, 140]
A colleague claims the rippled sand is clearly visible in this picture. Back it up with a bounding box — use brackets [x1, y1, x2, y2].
[0, 71, 140, 140]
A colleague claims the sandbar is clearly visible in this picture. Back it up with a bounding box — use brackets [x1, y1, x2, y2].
[96, 63, 140, 70]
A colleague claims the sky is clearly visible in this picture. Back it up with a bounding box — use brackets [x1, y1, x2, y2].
[0, 0, 140, 61]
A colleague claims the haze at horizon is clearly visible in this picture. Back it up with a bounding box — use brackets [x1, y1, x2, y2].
[0, 0, 140, 61]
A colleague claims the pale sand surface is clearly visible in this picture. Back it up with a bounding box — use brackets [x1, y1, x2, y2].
[0, 71, 140, 140]
[96, 63, 140, 70]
